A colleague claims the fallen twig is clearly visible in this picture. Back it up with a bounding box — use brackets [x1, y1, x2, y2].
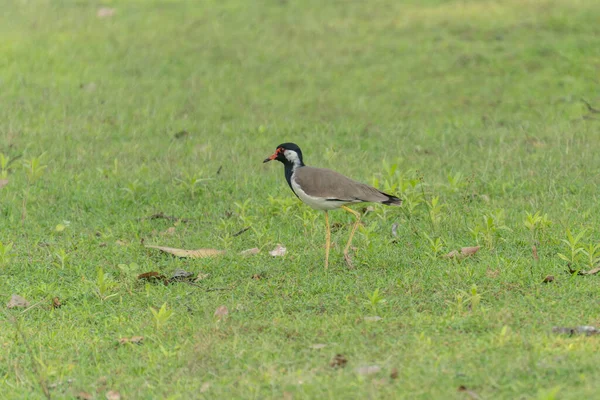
[21, 300, 47, 314]
[565, 264, 600, 275]
[581, 98, 600, 114]
[141, 212, 190, 223]
[232, 227, 250, 237]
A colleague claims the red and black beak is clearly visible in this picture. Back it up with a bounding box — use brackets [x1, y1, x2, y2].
[263, 148, 282, 163]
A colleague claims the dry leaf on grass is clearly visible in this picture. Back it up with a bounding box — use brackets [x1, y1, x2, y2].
[390, 367, 399, 379]
[76, 392, 93, 400]
[444, 250, 459, 258]
[137, 271, 168, 286]
[582, 267, 600, 275]
[138, 271, 165, 279]
[552, 326, 599, 336]
[565, 265, 600, 275]
[7, 294, 30, 309]
[145, 245, 224, 258]
[170, 269, 194, 282]
[356, 365, 381, 376]
[457, 385, 482, 400]
[214, 305, 229, 319]
[200, 382, 210, 393]
[240, 247, 260, 256]
[106, 390, 121, 400]
[118, 336, 144, 345]
[542, 275, 555, 283]
[195, 272, 209, 282]
[269, 244, 286, 257]
[391, 222, 399, 237]
[486, 268, 499, 278]
[52, 297, 62, 308]
[330, 354, 348, 368]
[97, 7, 115, 17]
[0, 179, 8, 189]
[251, 273, 264, 280]
[532, 245, 539, 261]
[445, 246, 480, 259]
[461, 246, 480, 256]
[162, 227, 176, 235]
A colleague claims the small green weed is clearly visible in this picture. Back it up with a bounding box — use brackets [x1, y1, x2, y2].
[175, 172, 211, 199]
[448, 285, 484, 314]
[446, 171, 466, 192]
[22, 154, 47, 184]
[426, 196, 446, 229]
[94, 266, 118, 301]
[421, 232, 445, 260]
[121, 179, 145, 200]
[523, 211, 551, 241]
[470, 210, 511, 249]
[557, 229, 586, 267]
[0, 241, 14, 266]
[150, 303, 174, 330]
[364, 288, 387, 314]
[581, 243, 600, 269]
[51, 248, 70, 269]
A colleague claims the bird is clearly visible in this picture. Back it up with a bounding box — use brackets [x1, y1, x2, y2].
[263, 142, 401, 269]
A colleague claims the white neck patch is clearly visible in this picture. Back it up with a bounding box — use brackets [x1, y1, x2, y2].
[284, 150, 302, 168]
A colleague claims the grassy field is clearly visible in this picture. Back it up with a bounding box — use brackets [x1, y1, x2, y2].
[2, 0, 600, 398]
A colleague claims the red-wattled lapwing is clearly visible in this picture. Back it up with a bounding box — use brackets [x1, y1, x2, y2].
[264, 143, 401, 268]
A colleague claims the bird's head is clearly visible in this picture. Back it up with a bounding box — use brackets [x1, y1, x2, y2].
[263, 143, 304, 167]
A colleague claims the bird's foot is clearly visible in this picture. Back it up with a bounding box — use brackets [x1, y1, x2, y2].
[343, 252, 355, 269]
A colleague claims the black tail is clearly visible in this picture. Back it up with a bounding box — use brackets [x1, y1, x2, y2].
[380, 192, 402, 206]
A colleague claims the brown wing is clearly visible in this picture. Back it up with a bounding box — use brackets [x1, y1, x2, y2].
[293, 167, 393, 203]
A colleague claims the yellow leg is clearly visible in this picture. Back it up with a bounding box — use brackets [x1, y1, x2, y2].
[341, 205, 361, 268]
[324, 211, 330, 269]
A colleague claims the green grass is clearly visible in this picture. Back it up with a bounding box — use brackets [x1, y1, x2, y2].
[2, 0, 600, 398]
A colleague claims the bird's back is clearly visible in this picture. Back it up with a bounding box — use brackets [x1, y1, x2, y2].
[293, 166, 394, 204]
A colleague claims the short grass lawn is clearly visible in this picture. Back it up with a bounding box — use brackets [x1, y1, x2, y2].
[2, 0, 600, 399]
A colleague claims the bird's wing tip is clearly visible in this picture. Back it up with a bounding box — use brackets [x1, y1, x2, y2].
[382, 196, 402, 206]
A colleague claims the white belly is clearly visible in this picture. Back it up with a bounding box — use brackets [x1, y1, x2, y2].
[291, 177, 348, 210]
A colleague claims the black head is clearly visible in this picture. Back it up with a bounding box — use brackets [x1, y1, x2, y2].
[263, 143, 305, 166]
